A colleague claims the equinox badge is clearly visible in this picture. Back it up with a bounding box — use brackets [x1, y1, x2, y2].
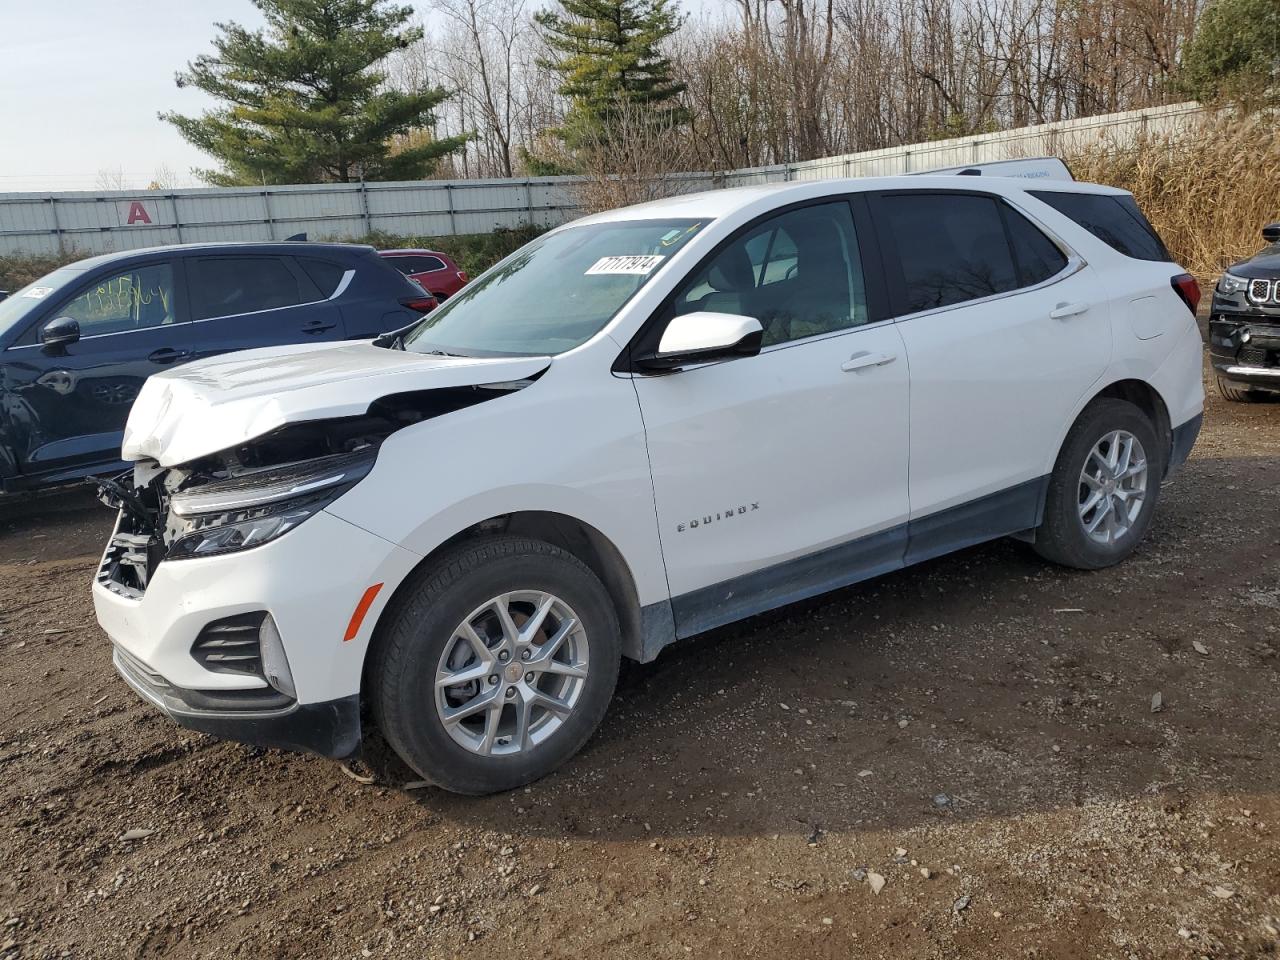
[677, 502, 760, 532]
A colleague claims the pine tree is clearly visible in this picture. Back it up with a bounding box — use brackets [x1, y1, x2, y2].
[1179, 0, 1280, 105]
[536, 0, 687, 150]
[161, 0, 468, 185]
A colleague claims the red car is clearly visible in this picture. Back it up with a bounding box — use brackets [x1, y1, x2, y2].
[378, 249, 469, 302]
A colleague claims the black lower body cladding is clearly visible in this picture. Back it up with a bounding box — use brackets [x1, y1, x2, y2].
[113, 644, 361, 758]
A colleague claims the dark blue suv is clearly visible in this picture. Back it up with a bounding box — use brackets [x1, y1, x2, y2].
[0, 242, 433, 492]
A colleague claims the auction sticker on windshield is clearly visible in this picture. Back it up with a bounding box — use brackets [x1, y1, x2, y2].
[585, 255, 665, 275]
[22, 286, 53, 299]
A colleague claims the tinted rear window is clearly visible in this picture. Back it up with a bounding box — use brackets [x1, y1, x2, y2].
[188, 257, 303, 320]
[876, 193, 1019, 312]
[387, 255, 446, 274]
[1030, 191, 1171, 262]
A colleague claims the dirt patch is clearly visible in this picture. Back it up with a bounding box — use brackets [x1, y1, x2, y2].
[1, 370, 1279, 959]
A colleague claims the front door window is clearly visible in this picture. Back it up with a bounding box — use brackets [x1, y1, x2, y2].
[59, 263, 177, 337]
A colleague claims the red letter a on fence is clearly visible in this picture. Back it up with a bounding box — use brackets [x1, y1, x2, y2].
[126, 201, 152, 225]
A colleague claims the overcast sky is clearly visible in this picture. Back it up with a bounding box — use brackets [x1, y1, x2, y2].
[0, 0, 732, 194]
[0, 2, 271, 192]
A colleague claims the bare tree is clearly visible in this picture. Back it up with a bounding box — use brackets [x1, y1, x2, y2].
[95, 166, 131, 192]
[385, 0, 1208, 184]
[573, 99, 699, 213]
[148, 164, 179, 191]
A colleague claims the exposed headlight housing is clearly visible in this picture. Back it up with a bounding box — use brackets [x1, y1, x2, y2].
[1217, 272, 1250, 296]
[166, 450, 375, 560]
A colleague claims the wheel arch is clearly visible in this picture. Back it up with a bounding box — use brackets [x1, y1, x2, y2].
[362, 510, 657, 704]
[1084, 378, 1173, 474]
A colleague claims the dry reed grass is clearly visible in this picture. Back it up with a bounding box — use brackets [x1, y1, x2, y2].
[1066, 110, 1280, 280]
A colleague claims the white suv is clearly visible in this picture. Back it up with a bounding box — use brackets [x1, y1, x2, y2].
[93, 168, 1205, 794]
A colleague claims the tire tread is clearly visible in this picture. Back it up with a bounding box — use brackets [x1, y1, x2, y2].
[1033, 398, 1160, 570]
[368, 535, 619, 794]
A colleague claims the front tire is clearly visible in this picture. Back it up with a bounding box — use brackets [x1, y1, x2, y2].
[1033, 399, 1162, 570]
[370, 536, 620, 795]
[1216, 375, 1263, 403]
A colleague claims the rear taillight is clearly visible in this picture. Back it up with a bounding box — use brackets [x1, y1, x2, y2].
[457, 270, 468, 283]
[1171, 273, 1201, 315]
[401, 296, 436, 313]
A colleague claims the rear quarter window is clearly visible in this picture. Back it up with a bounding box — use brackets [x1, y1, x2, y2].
[298, 258, 347, 298]
[1030, 191, 1171, 262]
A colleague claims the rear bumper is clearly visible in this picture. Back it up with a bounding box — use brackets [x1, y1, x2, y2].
[1167, 412, 1202, 477]
[113, 643, 361, 757]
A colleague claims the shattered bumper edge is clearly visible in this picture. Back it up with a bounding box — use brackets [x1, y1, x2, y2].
[114, 647, 361, 759]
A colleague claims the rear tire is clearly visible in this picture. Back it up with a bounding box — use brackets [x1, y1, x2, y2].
[1033, 399, 1162, 570]
[1216, 375, 1263, 403]
[370, 536, 621, 795]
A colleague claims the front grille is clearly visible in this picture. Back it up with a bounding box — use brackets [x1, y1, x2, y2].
[1248, 278, 1276, 304]
[191, 613, 267, 679]
[97, 529, 160, 599]
[1238, 345, 1270, 366]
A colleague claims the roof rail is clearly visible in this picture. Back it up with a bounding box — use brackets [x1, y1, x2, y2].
[911, 156, 1074, 181]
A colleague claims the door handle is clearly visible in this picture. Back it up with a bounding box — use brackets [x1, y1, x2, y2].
[841, 350, 897, 373]
[301, 322, 337, 334]
[1050, 301, 1090, 320]
[147, 347, 192, 364]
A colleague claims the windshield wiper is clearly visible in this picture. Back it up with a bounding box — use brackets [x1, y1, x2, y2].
[424, 348, 471, 358]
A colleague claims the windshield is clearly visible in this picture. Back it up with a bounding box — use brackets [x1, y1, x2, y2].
[0, 266, 88, 341]
[403, 218, 707, 357]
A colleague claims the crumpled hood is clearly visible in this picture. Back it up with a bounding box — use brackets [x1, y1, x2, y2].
[122, 341, 550, 467]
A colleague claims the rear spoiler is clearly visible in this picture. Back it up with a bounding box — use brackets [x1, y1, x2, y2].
[912, 157, 1074, 182]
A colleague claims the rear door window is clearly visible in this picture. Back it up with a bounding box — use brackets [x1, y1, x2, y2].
[188, 256, 305, 320]
[873, 192, 1019, 313]
[1029, 191, 1171, 262]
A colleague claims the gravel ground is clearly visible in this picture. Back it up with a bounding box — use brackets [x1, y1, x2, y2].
[1, 365, 1278, 959]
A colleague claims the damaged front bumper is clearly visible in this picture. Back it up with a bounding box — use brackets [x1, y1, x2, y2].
[113, 641, 362, 757]
[93, 504, 420, 759]
[1207, 295, 1280, 391]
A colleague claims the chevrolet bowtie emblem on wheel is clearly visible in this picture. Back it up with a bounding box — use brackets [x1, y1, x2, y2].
[677, 502, 760, 532]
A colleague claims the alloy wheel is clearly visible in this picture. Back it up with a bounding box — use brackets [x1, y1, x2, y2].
[1077, 429, 1148, 545]
[434, 591, 589, 756]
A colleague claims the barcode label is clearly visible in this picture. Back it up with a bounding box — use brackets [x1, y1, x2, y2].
[585, 255, 665, 276]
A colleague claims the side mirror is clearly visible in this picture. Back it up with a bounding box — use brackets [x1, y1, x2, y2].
[41, 316, 81, 350]
[636, 311, 764, 371]
[1263, 223, 1280, 243]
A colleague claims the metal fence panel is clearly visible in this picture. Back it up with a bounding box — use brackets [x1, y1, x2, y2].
[0, 102, 1206, 259]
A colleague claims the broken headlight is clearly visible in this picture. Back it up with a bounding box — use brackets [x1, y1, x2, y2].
[166, 451, 375, 560]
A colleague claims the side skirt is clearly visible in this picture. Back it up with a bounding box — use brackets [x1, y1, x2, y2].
[637, 475, 1050, 659]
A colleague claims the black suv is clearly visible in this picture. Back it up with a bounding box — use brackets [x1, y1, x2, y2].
[0, 242, 433, 492]
[1208, 223, 1280, 401]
